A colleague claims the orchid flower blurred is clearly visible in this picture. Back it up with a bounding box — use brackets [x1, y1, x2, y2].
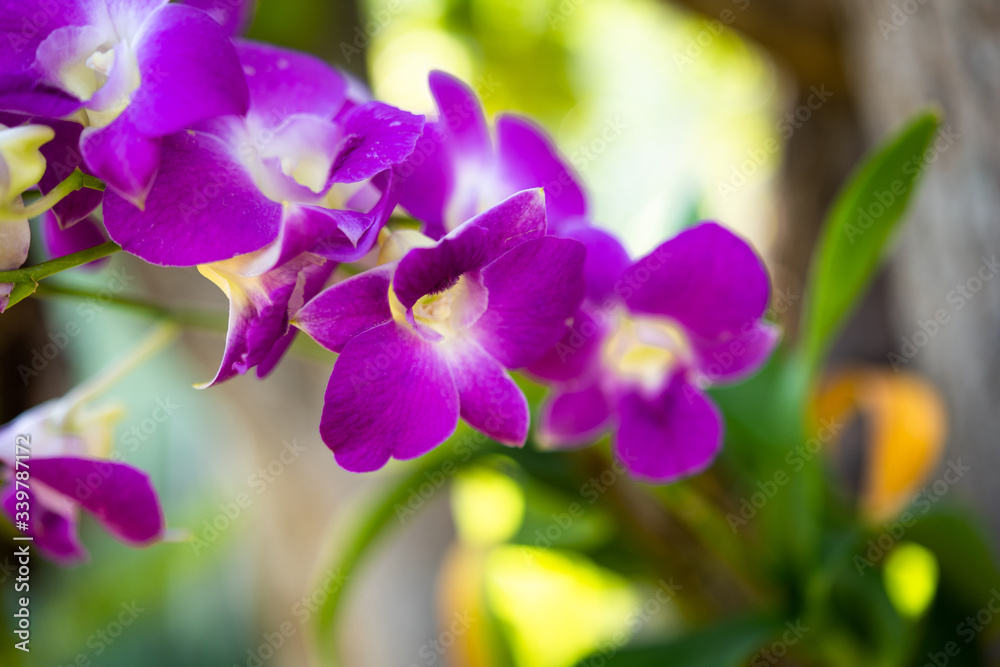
[397, 71, 589, 239]
[531, 222, 779, 483]
[0, 325, 173, 564]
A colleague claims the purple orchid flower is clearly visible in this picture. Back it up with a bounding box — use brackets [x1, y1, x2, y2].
[529, 222, 779, 484]
[0, 0, 251, 205]
[102, 41, 423, 273]
[196, 250, 335, 387]
[0, 395, 164, 565]
[294, 189, 586, 472]
[397, 71, 588, 240]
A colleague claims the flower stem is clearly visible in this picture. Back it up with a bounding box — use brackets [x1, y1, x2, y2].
[33, 281, 338, 364]
[0, 241, 121, 284]
[0, 168, 105, 222]
[61, 322, 180, 419]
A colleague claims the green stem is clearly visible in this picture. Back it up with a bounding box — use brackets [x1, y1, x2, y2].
[32, 281, 226, 330]
[61, 322, 180, 424]
[33, 281, 338, 365]
[0, 169, 104, 222]
[654, 483, 767, 597]
[0, 241, 121, 284]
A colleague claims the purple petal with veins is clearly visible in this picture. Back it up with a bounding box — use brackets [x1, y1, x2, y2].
[443, 338, 529, 446]
[102, 129, 282, 265]
[128, 4, 249, 136]
[294, 265, 394, 353]
[328, 101, 424, 185]
[470, 236, 586, 368]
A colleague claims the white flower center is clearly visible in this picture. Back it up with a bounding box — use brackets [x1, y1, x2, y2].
[85, 48, 115, 76]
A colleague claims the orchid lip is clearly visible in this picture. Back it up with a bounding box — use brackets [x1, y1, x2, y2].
[388, 273, 487, 340]
[603, 311, 693, 392]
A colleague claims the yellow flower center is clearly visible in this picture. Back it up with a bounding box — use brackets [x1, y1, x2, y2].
[603, 313, 692, 391]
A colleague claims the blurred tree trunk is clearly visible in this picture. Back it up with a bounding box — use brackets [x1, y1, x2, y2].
[841, 0, 1000, 539]
[668, 0, 1000, 538]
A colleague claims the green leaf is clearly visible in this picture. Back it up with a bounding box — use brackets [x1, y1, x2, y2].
[572, 614, 780, 667]
[799, 109, 940, 375]
[309, 431, 507, 666]
[907, 508, 1000, 608]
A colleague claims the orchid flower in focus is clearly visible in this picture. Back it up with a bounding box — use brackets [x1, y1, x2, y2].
[0, 0, 253, 205]
[99, 42, 423, 384]
[294, 189, 586, 471]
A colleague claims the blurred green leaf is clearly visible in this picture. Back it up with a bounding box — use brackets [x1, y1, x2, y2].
[572, 613, 779, 667]
[510, 476, 616, 552]
[907, 508, 1000, 608]
[310, 434, 506, 666]
[799, 109, 940, 375]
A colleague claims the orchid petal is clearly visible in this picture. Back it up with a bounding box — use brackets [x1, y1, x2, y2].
[294, 265, 393, 353]
[444, 337, 529, 446]
[129, 3, 249, 136]
[539, 381, 612, 447]
[470, 236, 586, 368]
[623, 222, 771, 340]
[614, 377, 722, 484]
[102, 130, 282, 265]
[320, 322, 459, 472]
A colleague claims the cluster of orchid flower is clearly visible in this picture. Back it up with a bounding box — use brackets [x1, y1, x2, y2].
[0, 0, 777, 563]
